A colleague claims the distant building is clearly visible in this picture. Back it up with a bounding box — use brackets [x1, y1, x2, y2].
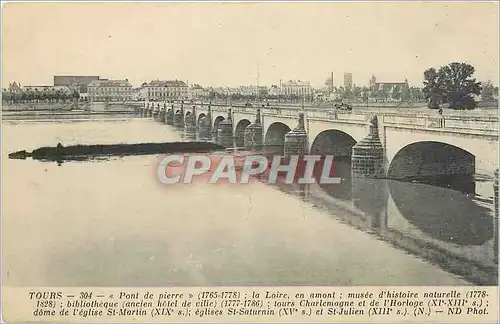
[280, 80, 312, 97]
[344, 73, 353, 89]
[7, 81, 22, 93]
[269, 85, 281, 97]
[131, 87, 142, 101]
[210, 87, 229, 97]
[369, 74, 409, 101]
[188, 84, 204, 99]
[53, 76, 100, 94]
[140, 80, 189, 101]
[325, 71, 335, 92]
[87, 79, 132, 102]
[236, 86, 259, 96]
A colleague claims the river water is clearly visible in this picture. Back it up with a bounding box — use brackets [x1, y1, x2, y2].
[2, 116, 497, 287]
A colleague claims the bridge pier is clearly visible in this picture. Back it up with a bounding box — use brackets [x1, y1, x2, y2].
[174, 103, 185, 129]
[284, 112, 308, 156]
[198, 104, 212, 141]
[244, 107, 263, 150]
[218, 108, 234, 148]
[351, 177, 388, 229]
[165, 104, 174, 125]
[147, 103, 153, 118]
[153, 103, 160, 120]
[351, 115, 385, 178]
[350, 115, 387, 226]
[184, 105, 197, 140]
[159, 103, 166, 123]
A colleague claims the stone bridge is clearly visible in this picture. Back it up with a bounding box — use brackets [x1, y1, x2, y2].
[137, 101, 498, 180]
[136, 101, 499, 273]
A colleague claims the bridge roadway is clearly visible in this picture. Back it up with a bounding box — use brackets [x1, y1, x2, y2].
[137, 101, 499, 179]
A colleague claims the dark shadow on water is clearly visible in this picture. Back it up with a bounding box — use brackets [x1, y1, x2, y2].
[315, 156, 352, 202]
[274, 169, 497, 285]
[399, 175, 476, 195]
[387, 180, 493, 246]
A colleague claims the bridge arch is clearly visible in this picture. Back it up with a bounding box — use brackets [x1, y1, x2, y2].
[310, 130, 358, 202]
[265, 122, 291, 154]
[387, 140, 492, 247]
[387, 141, 476, 194]
[235, 119, 251, 147]
[214, 116, 225, 132]
[309, 130, 357, 157]
[384, 127, 497, 176]
[197, 113, 206, 125]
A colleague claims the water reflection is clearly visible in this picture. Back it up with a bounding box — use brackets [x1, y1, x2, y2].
[227, 139, 496, 285]
[287, 172, 497, 285]
[315, 157, 352, 201]
[387, 180, 493, 246]
[183, 126, 197, 141]
[401, 175, 476, 195]
[234, 133, 245, 148]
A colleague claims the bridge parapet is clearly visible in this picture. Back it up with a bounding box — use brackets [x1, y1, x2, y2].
[444, 116, 498, 133]
[147, 101, 498, 139]
[230, 106, 255, 114]
[381, 114, 498, 137]
[210, 105, 227, 113]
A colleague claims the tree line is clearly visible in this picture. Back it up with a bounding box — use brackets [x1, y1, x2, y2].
[333, 85, 424, 102]
[206, 92, 316, 102]
[2, 88, 81, 104]
[423, 62, 498, 110]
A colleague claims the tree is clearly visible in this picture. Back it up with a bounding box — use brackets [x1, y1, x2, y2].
[2, 91, 12, 103]
[423, 62, 482, 110]
[401, 85, 411, 102]
[439, 62, 481, 109]
[72, 90, 80, 101]
[258, 88, 269, 99]
[376, 88, 389, 102]
[352, 86, 363, 100]
[422, 67, 443, 109]
[409, 87, 423, 102]
[481, 81, 496, 101]
[362, 89, 369, 103]
[341, 87, 352, 101]
[14, 92, 22, 103]
[391, 86, 401, 101]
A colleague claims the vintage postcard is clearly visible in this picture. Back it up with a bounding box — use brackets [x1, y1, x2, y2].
[1, 1, 499, 323]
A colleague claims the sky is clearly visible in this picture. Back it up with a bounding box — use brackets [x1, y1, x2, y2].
[2, 1, 499, 88]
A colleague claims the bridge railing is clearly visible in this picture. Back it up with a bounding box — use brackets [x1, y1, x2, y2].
[441, 116, 498, 133]
[142, 101, 498, 137]
[381, 114, 498, 136]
